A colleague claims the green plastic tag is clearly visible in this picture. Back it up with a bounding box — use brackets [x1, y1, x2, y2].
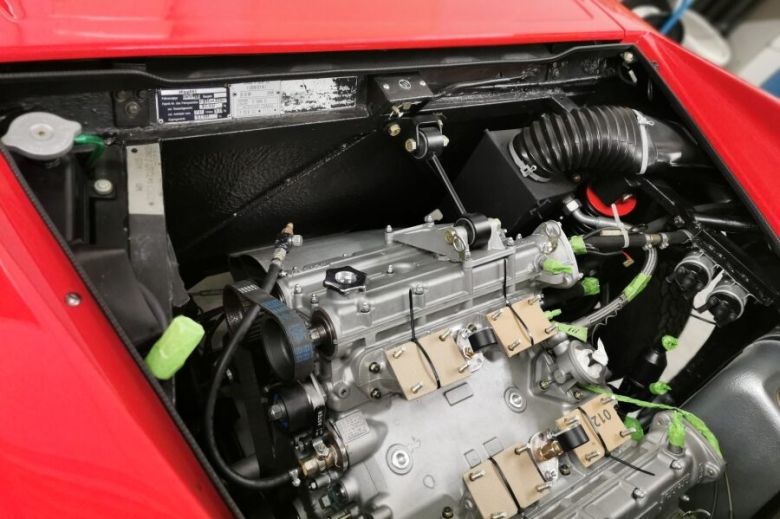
[544, 309, 562, 320]
[580, 277, 600, 296]
[570, 235, 587, 255]
[622, 272, 651, 302]
[649, 381, 672, 395]
[554, 322, 588, 341]
[668, 411, 686, 449]
[542, 258, 573, 275]
[584, 385, 722, 457]
[145, 316, 205, 380]
[623, 415, 645, 441]
[661, 335, 679, 351]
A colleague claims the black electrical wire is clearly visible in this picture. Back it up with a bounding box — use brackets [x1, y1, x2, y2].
[138, 282, 169, 330]
[502, 258, 534, 347]
[407, 289, 441, 388]
[203, 261, 292, 490]
[605, 452, 655, 476]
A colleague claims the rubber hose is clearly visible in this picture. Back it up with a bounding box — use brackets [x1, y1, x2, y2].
[586, 230, 690, 251]
[574, 247, 658, 328]
[204, 261, 292, 489]
[511, 105, 700, 181]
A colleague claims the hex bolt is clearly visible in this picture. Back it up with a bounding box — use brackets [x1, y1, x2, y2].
[65, 292, 82, 306]
[359, 302, 371, 313]
[441, 506, 454, 519]
[125, 101, 142, 117]
[387, 123, 401, 137]
[670, 459, 684, 470]
[572, 389, 584, 400]
[369, 362, 381, 373]
[310, 294, 319, 305]
[539, 379, 552, 391]
[268, 402, 287, 421]
[560, 464, 571, 476]
[632, 488, 646, 500]
[370, 388, 382, 399]
[393, 347, 406, 359]
[93, 178, 114, 195]
[386, 264, 395, 274]
[411, 382, 424, 394]
[469, 469, 485, 481]
[622, 51, 636, 64]
[404, 138, 418, 153]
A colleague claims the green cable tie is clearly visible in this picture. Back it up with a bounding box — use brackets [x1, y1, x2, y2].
[145, 316, 205, 380]
[544, 309, 562, 320]
[554, 322, 588, 341]
[622, 272, 651, 302]
[649, 380, 672, 396]
[570, 235, 587, 255]
[580, 277, 600, 296]
[668, 411, 686, 449]
[623, 415, 645, 441]
[584, 384, 722, 456]
[74, 134, 106, 167]
[542, 258, 573, 275]
[661, 335, 679, 351]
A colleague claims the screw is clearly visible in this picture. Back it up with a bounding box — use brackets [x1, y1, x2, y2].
[268, 403, 287, 421]
[385, 225, 393, 233]
[458, 362, 470, 373]
[632, 488, 646, 499]
[359, 302, 371, 313]
[620, 428, 636, 437]
[439, 329, 452, 341]
[469, 469, 485, 481]
[114, 90, 131, 102]
[404, 138, 418, 153]
[308, 481, 318, 490]
[411, 382, 424, 394]
[65, 292, 81, 306]
[622, 51, 636, 64]
[294, 284, 302, 294]
[514, 445, 528, 455]
[441, 506, 454, 519]
[125, 100, 142, 117]
[680, 495, 691, 503]
[670, 459, 684, 470]
[387, 123, 401, 137]
[390, 449, 411, 470]
[536, 482, 552, 492]
[93, 179, 114, 195]
[370, 388, 382, 399]
[490, 309, 504, 320]
[419, 80, 427, 87]
[572, 389, 584, 400]
[382, 83, 390, 90]
[413, 283, 425, 295]
[393, 347, 405, 359]
[539, 379, 552, 391]
[560, 464, 571, 476]
[491, 514, 507, 519]
[310, 294, 319, 305]
[369, 362, 381, 373]
[585, 451, 600, 461]
[225, 368, 234, 382]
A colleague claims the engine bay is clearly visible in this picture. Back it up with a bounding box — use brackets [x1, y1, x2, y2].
[2, 42, 779, 518]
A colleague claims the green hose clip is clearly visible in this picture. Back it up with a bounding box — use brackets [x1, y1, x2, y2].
[570, 235, 587, 255]
[542, 258, 573, 275]
[668, 411, 687, 449]
[622, 272, 651, 302]
[661, 335, 679, 351]
[544, 308, 562, 320]
[623, 415, 645, 441]
[649, 380, 672, 396]
[584, 385, 722, 456]
[553, 322, 588, 341]
[580, 277, 600, 296]
[73, 134, 106, 168]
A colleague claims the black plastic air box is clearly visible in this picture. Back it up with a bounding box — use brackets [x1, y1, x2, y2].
[455, 129, 575, 233]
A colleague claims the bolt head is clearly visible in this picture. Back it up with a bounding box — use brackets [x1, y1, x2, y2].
[93, 178, 114, 195]
[124, 100, 142, 117]
[387, 123, 401, 137]
[441, 506, 454, 519]
[359, 302, 371, 313]
[539, 379, 552, 391]
[572, 389, 584, 400]
[413, 283, 425, 295]
[310, 294, 319, 304]
[632, 488, 646, 499]
[369, 362, 381, 373]
[560, 464, 571, 476]
[370, 388, 382, 399]
[65, 292, 81, 306]
[382, 83, 390, 90]
[622, 51, 636, 64]
[404, 138, 418, 153]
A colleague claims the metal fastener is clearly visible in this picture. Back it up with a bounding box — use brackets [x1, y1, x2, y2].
[620, 428, 636, 437]
[514, 445, 529, 455]
[359, 302, 371, 313]
[124, 100, 142, 117]
[411, 382, 424, 394]
[387, 123, 401, 137]
[65, 292, 81, 307]
[572, 389, 584, 400]
[404, 138, 418, 153]
[585, 451, 600, 461]
[622, 51, 636, 64]
[539, 379, 552, 391]
[632, 488, 646, 499]
[560, 464, 571, 476]
[490, 309, 504, 320]
[370, 388, 382, 399]
[310, 294, 319, 304]
[508, 339, 521, 351]
[469, 469, 485, 481]
[491, 513, 507, 519]
[93, 178, 114, 195]
[369, 362, 381, 373]
[441, 506, 454, 519]
[293, 284, 302, 294]
[382, 83, 390, 90]
[458, 362, 470, 373]
[439, 329, 452, 341]
[536, 482, 552, 492]
[385, 225, 393, 233]
[393, 347, 405, 359]
[386, 264, 395, 274]
[413, 283, 425, 295]
[670, 459, 684, 470]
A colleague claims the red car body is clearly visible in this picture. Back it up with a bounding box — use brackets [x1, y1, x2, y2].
[0, 1, 778, 517]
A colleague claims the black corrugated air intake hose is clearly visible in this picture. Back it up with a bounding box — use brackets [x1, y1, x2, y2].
[509, 105, 702, 184]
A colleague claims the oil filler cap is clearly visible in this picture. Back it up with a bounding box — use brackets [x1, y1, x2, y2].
[1, 112, 82, 160]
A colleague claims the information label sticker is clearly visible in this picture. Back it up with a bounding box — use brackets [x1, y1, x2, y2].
[230, 77, 357, 119]
[156, 87, 229, 123]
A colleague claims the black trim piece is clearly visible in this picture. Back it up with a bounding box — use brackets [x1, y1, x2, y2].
[0, 146, 243, 517]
